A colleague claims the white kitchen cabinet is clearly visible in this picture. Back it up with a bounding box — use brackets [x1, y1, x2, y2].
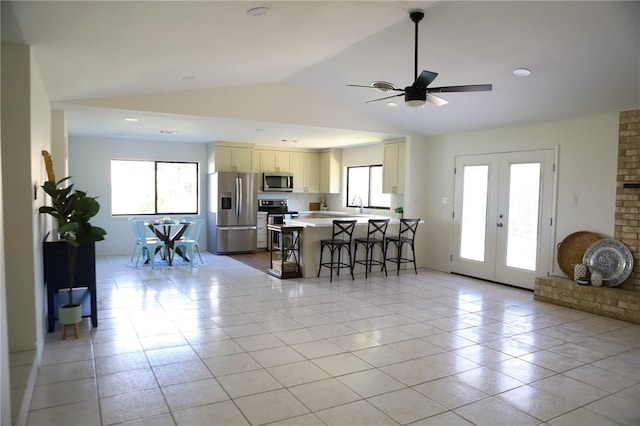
[212, 145, 256, 173]
[319, 149, 342, 194]
[292, 151, 320, 193]
[257, 212, 268, 249]
[258, 150, 292, 173]
[382, 141, 405, 194]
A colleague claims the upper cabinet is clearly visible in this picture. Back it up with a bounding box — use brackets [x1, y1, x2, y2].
[292, 151, 320, 193]
[209, 143, 256, 173]
[320, 149, 342, 194]
[258, 150, 292, 173]
[382, 141, 405, 194]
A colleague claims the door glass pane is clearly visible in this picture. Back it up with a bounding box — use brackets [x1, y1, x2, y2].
[506, 163, 541, 271]
[460, 165, 488, 262]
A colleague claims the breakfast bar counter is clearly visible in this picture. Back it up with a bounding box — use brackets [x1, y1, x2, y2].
[285, 214, 401, 278]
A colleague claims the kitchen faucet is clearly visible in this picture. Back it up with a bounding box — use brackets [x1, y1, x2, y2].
[352, 196, 364, 214]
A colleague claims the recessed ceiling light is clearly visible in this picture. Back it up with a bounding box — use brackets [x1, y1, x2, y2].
[247, 6, 269, 16]
[513, 68, 531, 77]
[160, 130, 179, 135]
[181, 75, 196, 81]
[387, 102, 399, 108]
[124, 118, 139, 122]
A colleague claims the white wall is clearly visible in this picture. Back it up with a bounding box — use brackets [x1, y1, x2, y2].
[69, 136, 208, 256]
[419, 113, 619, 275]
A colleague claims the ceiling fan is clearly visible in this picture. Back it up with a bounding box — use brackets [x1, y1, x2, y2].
[347, 9, 492, 108]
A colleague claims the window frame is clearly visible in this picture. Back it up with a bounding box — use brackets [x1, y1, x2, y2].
[346, 164, 390, 210]
[111, 159, 199, 216]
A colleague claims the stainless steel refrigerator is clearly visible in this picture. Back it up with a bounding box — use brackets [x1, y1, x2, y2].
[207, 172, 259, 254]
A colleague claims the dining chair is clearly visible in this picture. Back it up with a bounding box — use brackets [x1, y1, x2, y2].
[317, 220, 357, 283]
[175, 219, 204, 264]
[353, 218, 389, 278]
[130, 219, 164, 266]
[385, 218, 420, 275]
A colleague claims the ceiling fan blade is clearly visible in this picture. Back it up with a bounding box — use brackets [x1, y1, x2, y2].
[428, 84, 493, 93]
[347, 83, 404, 93]
[427, 94, 448, 106]
[365, 93, 404, 104]
[346, 84, 379, 89]
[415, 70, 438, 87]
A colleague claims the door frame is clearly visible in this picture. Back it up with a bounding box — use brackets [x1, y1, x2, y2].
[450, 146, 559, 289]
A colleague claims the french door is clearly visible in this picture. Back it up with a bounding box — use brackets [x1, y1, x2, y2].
[452, 150, 555, 289]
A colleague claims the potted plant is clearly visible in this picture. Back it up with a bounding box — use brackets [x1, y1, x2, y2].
[394, 206, 404, 219]
[39, 177, 107, 333]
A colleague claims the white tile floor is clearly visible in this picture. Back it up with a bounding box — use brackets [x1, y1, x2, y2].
[23, 253, 640, 425]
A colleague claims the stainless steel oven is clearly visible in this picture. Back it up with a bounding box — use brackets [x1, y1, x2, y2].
[258, 200, 298, 249]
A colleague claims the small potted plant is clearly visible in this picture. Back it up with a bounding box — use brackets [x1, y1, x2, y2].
[39, 177, 107, 335]
[394, 206, 404, 219]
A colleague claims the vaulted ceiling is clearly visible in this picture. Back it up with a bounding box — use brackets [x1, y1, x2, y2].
[3, 1, 639, 148]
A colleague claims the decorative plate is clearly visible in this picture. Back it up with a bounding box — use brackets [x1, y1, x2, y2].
[583, 239, 634, 287]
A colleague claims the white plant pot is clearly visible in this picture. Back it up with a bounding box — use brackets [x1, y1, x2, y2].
[58, 304, 82, 325]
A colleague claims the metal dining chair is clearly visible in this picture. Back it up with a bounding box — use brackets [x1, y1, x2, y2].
[385, 218, 420, 275]
[317, 220, 357, 282]
[175, 219, 204, 264]
[129, 218, 165, 266]
[353, 218, 389, 278]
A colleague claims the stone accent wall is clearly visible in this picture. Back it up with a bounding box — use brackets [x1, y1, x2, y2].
[616, 109, 640, 292]
[534, 277, 640, 324]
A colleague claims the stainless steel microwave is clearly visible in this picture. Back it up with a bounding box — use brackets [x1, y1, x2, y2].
[263, 173, 294, 192]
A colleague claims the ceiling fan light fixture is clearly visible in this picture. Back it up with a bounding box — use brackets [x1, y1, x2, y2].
[405, 86, 426, 108]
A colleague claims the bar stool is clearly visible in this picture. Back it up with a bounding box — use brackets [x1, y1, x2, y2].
[385, 218, 420, 275]
[317, 220, 357, 282]
[353, 218, 389, 278]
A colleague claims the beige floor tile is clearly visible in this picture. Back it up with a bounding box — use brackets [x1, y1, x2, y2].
[153, 359, 213, 386]
[27, 256, 640, 426]
[413, 376, 488, 409]
[454, 396, 539, 426]
[250, 345, 306, 368]
[497, 384, 579, 421]
[315, 400, 396, 426]
[268, 360, 330, 387]
[26, 399, 101, 426]
[289, 378, 361, 411]
[100, 388, 169, 425]
[35, 359, 95, 385]
[454, 366, 524, 395]
[532, 374, 608, 406]
[204, 352, 262, 376]
[173, 400, 249, 426]
[234, 389, 309, 425]
[30, 377, 97, 410]
[145, 345, 199, 367]
[409, 411, 475, 426]
[312, 352, 373, 376]
[98, 368, 158, 397]
[547, 407, 621, 426]
[337, 369, 405, 398]
[216, 368, 282, 398]
[352, 344, 413, 367]
[161, 378, 229, 411]
[291, 339, 346, 359]
[367, 387, 446, 424]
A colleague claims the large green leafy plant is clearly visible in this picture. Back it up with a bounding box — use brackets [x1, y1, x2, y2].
[39, 177, 107, 306]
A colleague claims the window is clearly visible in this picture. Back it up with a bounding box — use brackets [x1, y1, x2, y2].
[346, 165, 390, 209]
[111, 160, 198, 215]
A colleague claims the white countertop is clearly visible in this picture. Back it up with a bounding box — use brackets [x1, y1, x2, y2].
[286, 214, 400, 228]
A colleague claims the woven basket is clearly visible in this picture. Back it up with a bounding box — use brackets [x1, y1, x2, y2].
[557, 231, 602, 279]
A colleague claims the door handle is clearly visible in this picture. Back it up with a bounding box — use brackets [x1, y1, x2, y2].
[496, 222, 503, 227]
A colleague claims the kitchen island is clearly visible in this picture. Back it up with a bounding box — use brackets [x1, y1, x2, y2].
[285, 214, 401, 278]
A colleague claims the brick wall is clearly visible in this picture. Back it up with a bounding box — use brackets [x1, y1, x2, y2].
[616, 109, 640, 292]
